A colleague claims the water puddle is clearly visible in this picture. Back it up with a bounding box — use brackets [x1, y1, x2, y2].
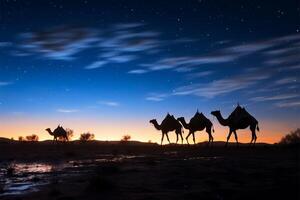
[0, 154, 144, 196]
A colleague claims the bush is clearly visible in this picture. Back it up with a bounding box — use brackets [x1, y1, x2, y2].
[121, 134, 131, 142]
[25, 134, 39, 142]
[79, 132, 95, 141]
[18, 136, 25, 142]
[280, 128, 300, 145]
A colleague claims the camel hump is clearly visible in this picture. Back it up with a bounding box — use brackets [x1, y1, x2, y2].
[162, 113, 176, 126]
[229, 105, 251, 121]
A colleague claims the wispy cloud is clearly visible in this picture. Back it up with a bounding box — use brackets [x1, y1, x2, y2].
[0, 81, 13, 86]
[274, 77, 297, 85]
[0, 42, 12, 47]
[275, 100, 300, 108]
[98, 101, 120, 107]
[85, 61, 107, 69]
[131, 33, 300, 74]
[57, 109, 79, 113]
[19, 26, 99, 60]
[251, 94, 299, 102]
[185, 71, 214, 79]
[173, 72, 271, 98]
[145, 93, 168, 101]
[128, 69, 149, 74]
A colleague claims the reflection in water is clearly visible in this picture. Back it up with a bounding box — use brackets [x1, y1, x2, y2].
[0, 163, 57, 196]
[0, 154, 144, 196]
[0, 154, 214, 196]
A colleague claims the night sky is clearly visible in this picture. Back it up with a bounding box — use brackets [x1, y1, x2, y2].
[0, 0, 299, 143]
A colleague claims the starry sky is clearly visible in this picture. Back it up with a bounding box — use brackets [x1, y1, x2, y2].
[0, 0, 299, 143]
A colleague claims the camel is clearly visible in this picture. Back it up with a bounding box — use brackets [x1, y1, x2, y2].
[150, 113, 184, 145]
[177, 111, 214, 145]
[211, 105, 259, 146]
[45, 125, 68, 141]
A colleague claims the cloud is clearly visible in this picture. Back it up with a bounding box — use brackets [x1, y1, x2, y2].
[0, 81, 13, 86]
[0, 42, 12, 47]
[131, 33, 300, 74]
[140, 54, 238, 73]
[107, 55, 137, 63]
[98, 101, 120, 107]
[185, 71, 214, 79]
[57, 109, 79, 113]
[145, 93, 168, 101]
[173, 71, 271, 98]
[275, 100, 300, 108]
[19, 26, 99, 60]
[85, 61, 107, 69]
[128, 69, 149, 74]
[112, 23, 145, 30]
[274, 77, 297, 85]
[251, 94, 299, 102]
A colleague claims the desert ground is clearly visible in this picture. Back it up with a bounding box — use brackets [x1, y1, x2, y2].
[0, 140, 299, 200]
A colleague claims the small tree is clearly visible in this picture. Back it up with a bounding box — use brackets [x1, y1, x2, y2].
[18, 136, 25, 142]
[121, 134, 131, 142]
[25, 134, 39, 142]
[280, 128, 300, 145]
[79, 132, 95, 142]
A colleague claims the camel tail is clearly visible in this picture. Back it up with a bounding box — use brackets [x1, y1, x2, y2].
[212, 125, 215, 133]
[256, 123, 260, 132]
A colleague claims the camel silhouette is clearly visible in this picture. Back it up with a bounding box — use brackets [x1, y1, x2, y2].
[211, 105, 259, 146]
[45, 125, 68, 141]
[177, 111, 214, 145]
[150, 113, 184, 145]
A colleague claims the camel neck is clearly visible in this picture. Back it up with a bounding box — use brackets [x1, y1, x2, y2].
[179, 118, 189, 129]
[152, 121, 161, 130]
[215, 113, 228, 126]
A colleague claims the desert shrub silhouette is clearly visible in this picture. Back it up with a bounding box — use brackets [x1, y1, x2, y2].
[79, 132, 95, 141]
[25, 134, 39, 142]
[18, 136, 25, 142]
[121, 134, 131, 142]
[280, 128, 300, 145]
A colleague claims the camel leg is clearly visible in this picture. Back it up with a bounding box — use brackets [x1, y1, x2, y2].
[250, 126, 256, 146]
[186, 131, 193, 145]
[251, 126, 257, 145]
[176, 133, 179, 144]
[192, 133, 196, 144]
[233, 130, 239, 146]
[161, 133, 165, 145]
[206, 127, 213, 146]
[180, 132, 184, 144]
[226, 130, 233, 146]
[166, 133, 171, 144]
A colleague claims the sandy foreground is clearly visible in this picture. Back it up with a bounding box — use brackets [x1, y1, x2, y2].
[0, 141, 299, 200]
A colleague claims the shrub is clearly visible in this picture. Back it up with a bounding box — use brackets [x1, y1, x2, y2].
[79, 132, 95, 141]
[280, 128, 300, 145]
[25, 134, 39, 142]
[121, 134, 131, 142]
[18, 136, 25, 141]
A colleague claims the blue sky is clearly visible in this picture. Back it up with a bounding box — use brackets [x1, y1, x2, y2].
[0, 0, 299, 142]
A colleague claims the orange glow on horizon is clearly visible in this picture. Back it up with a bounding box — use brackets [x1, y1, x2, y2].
[0, 116, 297, 144]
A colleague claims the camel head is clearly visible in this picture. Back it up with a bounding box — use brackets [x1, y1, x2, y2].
[211, 110, 221, 116]
[45, 128, 53, 135]
[149, 119, 156, 124]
